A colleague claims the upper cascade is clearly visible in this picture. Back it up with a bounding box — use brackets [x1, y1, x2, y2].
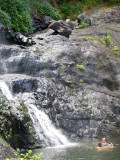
[0, 80, 14, 101]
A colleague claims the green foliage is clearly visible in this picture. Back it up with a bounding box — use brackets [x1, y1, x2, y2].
[78, 21, 89, 29]
[0, 8, 11, 26]
[0, 0, 33, 32]
[59, 1, 82, 20]
[107, 0, 120, 5]
[112, 46, 119, 55]
[5, 128, 12, 143]
[76, 64, 85, 71]
[81, 0, 120, 7]
[30, 0, 61, 20]
[5, 148, 43, 160]
[104, 34, 111, 47]
[82, 0, 103, 7]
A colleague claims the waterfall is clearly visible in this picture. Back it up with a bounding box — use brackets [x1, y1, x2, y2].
[0, 80, 14, 101]
[27, 104, 68, 147]
[0, 80, 69, 147]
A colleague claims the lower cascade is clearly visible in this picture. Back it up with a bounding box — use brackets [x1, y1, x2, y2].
[0, 80, 69, 147]
[27, 104, 68, 147]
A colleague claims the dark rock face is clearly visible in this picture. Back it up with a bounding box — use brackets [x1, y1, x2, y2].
[33, 16, 54, 32]
[0, 7, 120, 152]
[0, 137, 16, 160]
[0, 89, 38, 149]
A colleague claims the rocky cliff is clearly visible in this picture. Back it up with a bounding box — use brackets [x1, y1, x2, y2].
[0, 7, 120, 153]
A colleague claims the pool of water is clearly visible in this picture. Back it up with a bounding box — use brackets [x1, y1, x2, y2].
[33, 137, 120, 160]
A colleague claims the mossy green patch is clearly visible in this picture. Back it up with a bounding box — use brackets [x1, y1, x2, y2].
[76, 64, 85, 71]
[112, 46, 119, 55]
[78, 21, 89, 29]
[78, 79, 84, 83]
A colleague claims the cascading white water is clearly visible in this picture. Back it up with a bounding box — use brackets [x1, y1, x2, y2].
[0, 80, 14, 101]
[27, 104, 68, 147]
[0, 80, 69, 147]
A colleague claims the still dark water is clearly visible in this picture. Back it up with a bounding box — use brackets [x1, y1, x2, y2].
[33, 138, 120, 160]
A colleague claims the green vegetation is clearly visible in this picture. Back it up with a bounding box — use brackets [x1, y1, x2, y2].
[0, 0, 33, 32]
[112, 46, 119, 55]
[82, 36, 95, 41]
[76, 64, 85, 71]
[82, 34, 119, 55]
[59, 1, 82, 20]
[0, 8, 11, 26]
[0, 0, 61, 32]
[78, 20, 89, 29]
[0, 0, 120, 32]
[30, 0, 61, 20]
[82, 34, 112, 47]
[82, 0, 103, 8]
[78, 79, 84, 83]
[99, 34, 111, 47]
[5, 149, 43, 160]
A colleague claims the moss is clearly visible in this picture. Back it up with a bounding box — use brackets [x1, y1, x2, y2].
[104, 34, 111, 47]
[82, 36, 95, 41]
[112, 46, 119, 55]
[78, 79, 84, 83]
[106, 55, 110, 60]
[69, 83, 74, 87]
[76, 64, 85, 71]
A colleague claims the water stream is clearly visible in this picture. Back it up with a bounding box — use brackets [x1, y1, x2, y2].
[27, 104, 68, 147]
[0, 80, 14, 101]
[0, 80, 69, 147]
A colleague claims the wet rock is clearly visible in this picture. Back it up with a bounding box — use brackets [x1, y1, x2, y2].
[6, 29, 36, 46]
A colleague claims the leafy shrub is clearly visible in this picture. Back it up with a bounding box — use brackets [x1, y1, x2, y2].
[104, 34, 111, 47]
[30, 0, 61, 20]
[0, 8, 11, 26]
[0, 0, 33, 32]
[5, 148, 43, 160]
[76, 64, 85, 71]
[59, 1, 82, 20]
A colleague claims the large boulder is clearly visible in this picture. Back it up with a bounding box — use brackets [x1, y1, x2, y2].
[49, 20, 74, 38]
